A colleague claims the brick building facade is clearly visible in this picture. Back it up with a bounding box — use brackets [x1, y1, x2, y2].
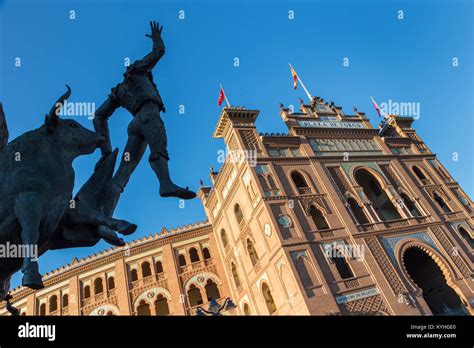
[1, 97, 473, 316]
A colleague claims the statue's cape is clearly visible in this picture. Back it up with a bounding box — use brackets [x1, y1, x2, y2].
[48, 149, 119, 250]
[76, 149, 119, 212]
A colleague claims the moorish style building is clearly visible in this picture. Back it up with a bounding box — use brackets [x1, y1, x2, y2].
[2, 96, 473, 316]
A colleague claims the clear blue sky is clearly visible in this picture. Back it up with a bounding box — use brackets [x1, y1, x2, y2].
[1, 0, 472, 288]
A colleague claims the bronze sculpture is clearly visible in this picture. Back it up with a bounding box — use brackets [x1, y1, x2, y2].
[0, 21, 195, 305]
[94, 21, 196, 223]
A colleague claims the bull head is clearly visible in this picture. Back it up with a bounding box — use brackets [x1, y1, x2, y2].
[44, 85, 71, 132]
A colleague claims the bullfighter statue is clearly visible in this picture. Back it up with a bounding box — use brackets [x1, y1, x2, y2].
[93, 21, 196, 222]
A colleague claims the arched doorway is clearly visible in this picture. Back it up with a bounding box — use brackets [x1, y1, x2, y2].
[403, 247, 466, 315]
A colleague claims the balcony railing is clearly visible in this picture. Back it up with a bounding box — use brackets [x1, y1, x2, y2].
[81, 297, 92, 307]
[356, 223, 378, 233]
[130, 273, 167, 289]
[297, 187, 312, 195]
[383, 218, 410, 229]
[253, 261, 262, 273]
[343, 279, 360, 289]
[180, 259, 215, 276]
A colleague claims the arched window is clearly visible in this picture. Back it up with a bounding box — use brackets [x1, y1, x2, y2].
[413, 166, 429, 184]
[136, 300, 151, 316]
[108, 276, 115, 290]
[83, 285, 91, 299]
[155, 294, 170, 316]
[188, 284, 203, 307]
[155, 261, 163, 274]
[258, 174, 269, 191]
[141, 261, 152, 278]
[221, 229, 229, 248]
[202, 247, 211, 259]
[261, 283, 276, 315]
[355, 169, 401, 221]
[21, 312, 26, 316]
[49, 295, 58, 313]
[347, 197, 369, 224]
[205, 279, 221, 301]
[178, 254, 187, 267]
[94, 278, 104, 295]
[189, 247, 200, 263]
[243, 303, 251, 315]
[39, 303, 46, 316]
[130, 269, 138, 282]
[291, 171, 310, 194]
[329, 248, 354, 279]
[62, 294, 69, 308]
[246, 239, 259, 267]
[433, 192, 452, 213]
[267, 175, 277, 189]
[458, 226, 474, 248]
[231, 263, 241, 288]
[401, 193, 422, 217]
[309, 205, 329, 230]
[106, 311, 114, 316]
[234, 204, 244, 225]
[295, 256, 315, 289]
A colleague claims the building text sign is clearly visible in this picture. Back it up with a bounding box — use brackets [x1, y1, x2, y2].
[335, 287, 380, 304]
[297, 120, 365, 129]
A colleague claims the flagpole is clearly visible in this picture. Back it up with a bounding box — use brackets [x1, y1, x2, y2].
[371, 96, 388, 118]
[289, 63, 312, 101]
[220, 84, 231, 108]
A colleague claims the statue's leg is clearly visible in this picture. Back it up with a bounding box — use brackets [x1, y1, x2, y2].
[13, 192, 44, 289]
[104, 120, 147, 217]
[139, 108, 196, 200]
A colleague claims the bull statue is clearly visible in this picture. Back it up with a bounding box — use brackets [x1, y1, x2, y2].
[0, 86, 137, 302]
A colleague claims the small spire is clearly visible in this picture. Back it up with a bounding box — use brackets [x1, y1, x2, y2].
[199, 179, 204, 187]
[298, 98, 304, 104]
[279, 102, 284, 109]
[353, 106, 358, 113]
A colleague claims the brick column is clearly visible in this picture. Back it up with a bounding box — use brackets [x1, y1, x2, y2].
[68, 275, 80, 315]
[162, 244, 186, 315]
[114, 258, 132, 315]
[26, 293, 36, 315]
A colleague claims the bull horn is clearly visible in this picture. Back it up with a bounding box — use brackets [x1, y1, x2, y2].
[46, 84, 72, 124]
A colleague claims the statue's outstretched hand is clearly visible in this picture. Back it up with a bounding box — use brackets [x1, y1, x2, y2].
[145, 21, 164, 44]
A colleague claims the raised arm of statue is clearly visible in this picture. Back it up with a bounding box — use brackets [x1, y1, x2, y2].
[131, 21, 165, 72]
[93, 94, 119, 155]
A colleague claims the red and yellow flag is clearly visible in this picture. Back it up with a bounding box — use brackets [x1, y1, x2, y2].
[290, 66, 298, 89]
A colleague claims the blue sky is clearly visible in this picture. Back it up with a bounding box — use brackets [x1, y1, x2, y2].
[1, 0, 472, 288]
